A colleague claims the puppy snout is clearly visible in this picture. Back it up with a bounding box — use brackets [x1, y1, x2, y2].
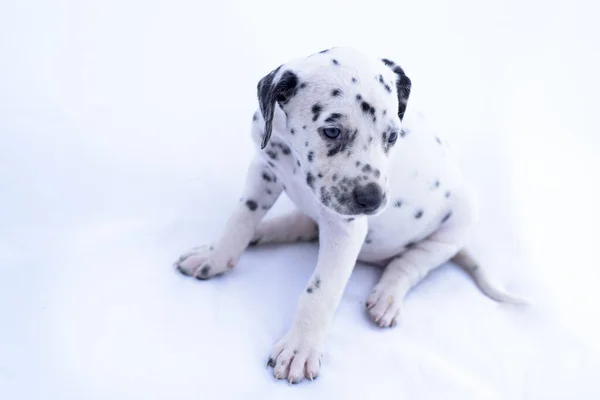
[352, 182, 383, 212]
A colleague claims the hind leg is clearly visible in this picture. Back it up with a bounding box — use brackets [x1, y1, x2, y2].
[367, 189, 477, 327]
[249, 210, 318, 246]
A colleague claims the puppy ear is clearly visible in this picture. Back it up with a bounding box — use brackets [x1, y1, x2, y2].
[256, 67, 299, 148]
[381, 58, 412, 120]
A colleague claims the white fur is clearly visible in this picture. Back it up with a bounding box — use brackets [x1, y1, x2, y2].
[174, 47, 525, 383]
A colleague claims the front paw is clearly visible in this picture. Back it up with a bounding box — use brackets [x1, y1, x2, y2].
[366, 282, 406, 328]
[267, 330, 323, 384]
[174, 245, 236, 280]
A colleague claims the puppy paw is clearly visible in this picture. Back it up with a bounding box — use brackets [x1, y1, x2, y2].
[365, 283, 405, 328]
[174, 245, 237, 280]
[267, 331, 323, 384]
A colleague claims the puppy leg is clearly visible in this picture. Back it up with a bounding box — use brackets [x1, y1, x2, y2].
[367, 189, 477, 327]
[249, 211, 318, 246]
[268, 214, 367, 383]
[174, 156, 282, 279]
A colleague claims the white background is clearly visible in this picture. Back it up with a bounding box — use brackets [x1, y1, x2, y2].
[1, 0, 599, 398]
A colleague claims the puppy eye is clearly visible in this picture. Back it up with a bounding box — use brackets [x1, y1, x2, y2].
[320, 127, 342, 139]
[388, 131, 399, 143]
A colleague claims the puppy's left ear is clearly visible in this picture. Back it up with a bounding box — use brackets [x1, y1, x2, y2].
[381, 58, 412, 120]
[256, 67, 299, 149]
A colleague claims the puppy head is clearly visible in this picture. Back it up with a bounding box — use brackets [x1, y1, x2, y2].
[257, 47, 411, 216]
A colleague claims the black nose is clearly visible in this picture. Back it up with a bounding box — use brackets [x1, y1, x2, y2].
[353, 182, 383, 212]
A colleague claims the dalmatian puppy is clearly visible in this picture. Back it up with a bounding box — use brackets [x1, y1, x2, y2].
[174, 47, 527, 384]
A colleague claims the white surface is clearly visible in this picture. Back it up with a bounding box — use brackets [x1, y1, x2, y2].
[1, 0, 599, 398]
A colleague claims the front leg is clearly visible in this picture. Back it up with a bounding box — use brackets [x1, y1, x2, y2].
[268, 214, 367, 383]
[175, 156, 282, 279]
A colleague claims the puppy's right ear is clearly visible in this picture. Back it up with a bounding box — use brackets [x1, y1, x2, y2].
[256, 67, 299, 148]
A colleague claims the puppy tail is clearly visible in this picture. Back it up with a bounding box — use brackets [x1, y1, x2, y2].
[451, 249, 531, 306]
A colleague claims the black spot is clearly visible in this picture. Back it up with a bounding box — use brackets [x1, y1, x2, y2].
[266, 189, 272, 195]
[377, 74, 392, 93]
[332, 59, 339, 66]
[245, 200, 258, 211]
[361, 101, 376, 116]
[307, 151, 314, 162]
[280, 145, 291, 155]
[297, 159, 301, 167]
[249, 237, 261, 246]
[368, 136, 373, 143]
[290, 128, 295, 134]
[324, 113, 343, 123]
[445, 191, 451, 198]
[382, 58, 394, 66]
[434, 180, 440, 188]
[198, 265, 211, 279]
[332, 174, 338, 181]
[262, 172, 272, 182]
[356, 161, 361, 167]
[262, 205, 270, 210]
[306, 287, 313, 293]
[326, 129, 358, 157]
[305, 141, 309, 147]
[365, 239, 372, 244]
[331, 89, 341, 97]
[414, 210, 423, 219]
[441, 211, 452, 223]
[300, 82, 307, 89]
[319, 49, 330, 54]
[314, 276, 321, 288]
[312, 103, 322, 121]
[400, 129, 406, 137]
[394, 200, 402, 207]
[436, 136, 442, 144]
[356, 94, 362, 101]
[352, 77, 357, 83]
[306, 172, 315, 188]
[383, 109, 387, 116]
[346, 217, 355, 222]
[405, 241, 415, 248]
[266, 150, 277, 160]
[252, 112, 258, 121]
[374, 169, 381, 178]
[317, 172, 323, 178]
[361, 164, 372, 173]
[320, 187, 331, 205]
[303, 125, 307, 130]
[267, 161, 275, 168]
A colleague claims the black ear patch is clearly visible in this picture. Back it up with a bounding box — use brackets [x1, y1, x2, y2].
[381, 58, 411, 120]
[257, 68, 299, 148]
